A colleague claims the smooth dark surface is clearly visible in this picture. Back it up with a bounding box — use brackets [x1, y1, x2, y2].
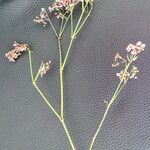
[1, 0, 150, 150]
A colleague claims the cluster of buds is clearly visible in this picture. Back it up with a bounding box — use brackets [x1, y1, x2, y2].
[48, 0, 80, 19]
[33, 0, 95, 20]
[116, 70, 130, 81]
[130, 65, 139, 79]
[34, 8, 49, 26]
[39, 61, 51, 77]
[116, 65, 139, 81]
[5, 41, 28, 62]
[112, 42, 145, 81]
[112, 52, 126, 67]
[34, 0, 95, 21]
[126, 41, 145, 55]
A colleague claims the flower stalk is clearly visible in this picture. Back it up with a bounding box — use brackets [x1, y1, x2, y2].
[32, 1, 94, 149]
[89, 42, 145, 150]
[5, 1, 145, 149]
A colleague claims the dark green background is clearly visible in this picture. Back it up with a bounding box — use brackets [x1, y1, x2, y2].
[0, 0, 150, 149]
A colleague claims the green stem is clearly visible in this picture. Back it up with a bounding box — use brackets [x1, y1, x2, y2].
[34, 61, 43, 82]
[61, 120, 76, 150]
[33, 82, 76, 150]
[58, 18, 65, 119]
[58, 38, 64, 119]
[61, 19, 64, 31]
[61, 37, 74, 70]
[28, 51, 76, 149]
[61, 3, 92, 70]
[89, 60, 133, 150]
[28, 51, 61, 120]
[47, 17, 58, 37]
[75, 4, 93, 35]
[71, 12, 74, 35]
[33, 82, 62, 120]
[74, 3, 85, 34]
[89, 80, 123, 150]
[28, 50, 34, 82]
[57, 18, 76, 149]
[60, 14, 71, 36]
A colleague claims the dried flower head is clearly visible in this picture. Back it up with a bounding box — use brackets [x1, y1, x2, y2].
[130, 65, 139, 79]
[113, 42, 145, 81]
[40, 60, 51, 77]
[48, 0, 78, 18]
[48, 0, 94, 18]
[116, 70, 130, 81]
[34, 8, 49, 26]
[5, 41, 28, 62]
[112, 52, 126, 67]
[126, 41, 145, 55]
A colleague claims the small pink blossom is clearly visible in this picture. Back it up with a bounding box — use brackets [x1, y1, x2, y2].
[48, 0, 94, 18]
[34, 8, 49, 26]
[126, 41, 145, 55]
[116, 70, 130, 80]
[130, 66, 139, 79]
[40, 60, 51, 77]
[5, 41, 28, 62]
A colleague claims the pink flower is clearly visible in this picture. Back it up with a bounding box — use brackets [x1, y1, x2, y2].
[40, 61, 51, 77]
[126, 41, 145, 55]
[34, 8, 49, 26]
[5, 41, 28, 62]
[48, 0, 82, 18]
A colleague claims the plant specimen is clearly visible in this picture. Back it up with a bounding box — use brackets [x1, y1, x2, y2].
[89, 41, 145, 149]
[6, 0, 94, 149]
[5, 0, 146, 149]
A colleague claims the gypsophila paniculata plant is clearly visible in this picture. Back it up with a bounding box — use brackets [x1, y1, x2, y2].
[5, 0, 146, 149]
[89, 41, 145, 149]
[6, 1, 94, 149]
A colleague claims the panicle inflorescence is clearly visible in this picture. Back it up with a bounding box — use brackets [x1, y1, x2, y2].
[126, 41, 145, 55]
[5, 41, 28, 62]
[39, 60, 51, 77]
[34, 0, 95, 23]
[33, 8, 49, 26]
[112, 41, 145, 81]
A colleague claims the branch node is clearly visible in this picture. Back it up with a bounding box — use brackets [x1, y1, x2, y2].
[71, 35, 76, 40]
[58, 36, 62, 40]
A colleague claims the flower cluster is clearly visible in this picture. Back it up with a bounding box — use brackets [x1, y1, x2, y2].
[116, 65, 139, 80]
[34, 8, 49, 26]
[130, 65, 139, 79]
[5, 41, 28, 62]
[39, 61, 51, 77]
[34, 0, 95, 22]
[126, 41, 145, 55]
[112, 52, 126, 67]
[49, 0, 80, 19]
[116, 70, 130, 81]
[112, 42, 145, 81]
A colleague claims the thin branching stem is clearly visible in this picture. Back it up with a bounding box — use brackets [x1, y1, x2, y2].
[62, 37, 74, 70]
[60, 14, 71, 36]
[28, 50, 34, 82]
[61, 120, 76, 150]
[33, 82, 62, 120]
[57, 18, 76, 149]
[28, 51, 61, 120]
[89, 58, 134, 150]
[75, 4, 93, 35]
[47, 17, 58, 37]
[28, 50, 75, 150]
[34, 61, 43, 82]
[28, 3, 94, 149]
[62, 3, 93, 70]
[58, 36, 64, 119]
[71, 12, 74, 35]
